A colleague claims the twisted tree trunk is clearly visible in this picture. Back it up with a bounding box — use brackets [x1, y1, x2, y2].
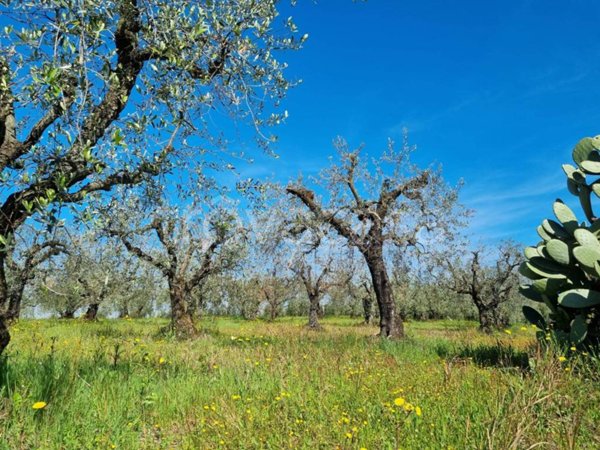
[362, 295, 373, 325]
[366, 251, 404, 338]
[5, 293, 23, 321]
[307, 293, 322, 330]
[84, 303, 100, 321]
[169, 280, 197, 338]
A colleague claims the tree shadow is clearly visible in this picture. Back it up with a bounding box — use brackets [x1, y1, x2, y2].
[436, 342, 530, 370]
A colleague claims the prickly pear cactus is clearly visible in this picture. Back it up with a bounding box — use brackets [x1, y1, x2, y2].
[520, 136, 600, 346]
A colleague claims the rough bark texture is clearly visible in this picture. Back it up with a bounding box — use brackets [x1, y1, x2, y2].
[307, 294, 322, 330]
[84, 303, 100, 321]
[366, 252, 404, 338]
[0, 317, 9, 356]
[267, 295, 278, 322]
[362, 296, 373, 325]
[169, 281, 197, 338]
[5, 290, 24, 321]
[476, 303, 507, 334]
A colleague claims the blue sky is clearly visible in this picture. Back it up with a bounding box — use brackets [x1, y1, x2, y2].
[4, 1, 600, 247]
[242, 0, 600, 246]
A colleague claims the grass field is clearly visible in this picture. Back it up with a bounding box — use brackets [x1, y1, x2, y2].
[0, 317, 599, 449]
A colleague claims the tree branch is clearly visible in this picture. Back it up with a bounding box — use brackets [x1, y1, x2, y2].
[287, 185, 364, 251]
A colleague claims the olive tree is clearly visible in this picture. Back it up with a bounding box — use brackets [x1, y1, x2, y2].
[222, 275, 264, 320]
[111, 262, 166, 319]
[32, 229, 139, 319]
[287, 137, 463, 338]
[434, 242, 522, 333]
[0, 225, 66, 320]
[356, 277, 375, 324]
[288, 231, 350, 329]
[106, 195, 246, 337]
[252, 192, 342, 327]
[0, 0, 302, 353]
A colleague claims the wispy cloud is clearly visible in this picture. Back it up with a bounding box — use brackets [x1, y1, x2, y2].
[463, 168, 569, 244]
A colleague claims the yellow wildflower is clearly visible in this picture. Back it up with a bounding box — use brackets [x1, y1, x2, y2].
[32, 401, 47, 410]
[504, 329, 512, 335]
[558, 356, 567, 362]
[393, 397, 405, 407]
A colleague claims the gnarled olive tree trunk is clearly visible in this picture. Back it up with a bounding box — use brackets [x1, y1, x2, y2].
[362, 296, 373, 325]
[475, 298, 508, 334]
[84, 303, 100, 321]
[5, 290, 25, 321]
[365, 250, 404, 338]
[307, 293, 322, 330]
[169, 280, 197, 338]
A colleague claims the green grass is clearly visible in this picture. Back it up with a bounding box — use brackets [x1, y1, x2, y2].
[0, 317, 599, 449]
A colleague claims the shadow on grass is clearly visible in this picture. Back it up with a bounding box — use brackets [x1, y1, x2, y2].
[436, 342, 530, 370]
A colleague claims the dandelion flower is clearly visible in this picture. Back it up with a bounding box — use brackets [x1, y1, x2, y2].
[32, 401, 47, 410]
[570, 346, 576, 352]
[345, 432, 353, 439]
[416, 406, 422, 417]
[558, 356, 567, 362]
[393, 397, 405, 407]
[504, 329, 512, 335]
[158, 357, 166, 365]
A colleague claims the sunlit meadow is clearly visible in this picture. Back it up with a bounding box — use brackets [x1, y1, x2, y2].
[1, 318, 599, 449]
